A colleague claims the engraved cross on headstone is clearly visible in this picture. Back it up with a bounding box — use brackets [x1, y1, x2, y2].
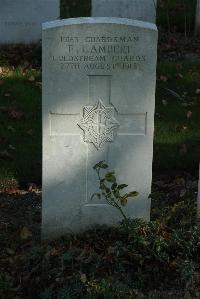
[50, 75, 147, 204]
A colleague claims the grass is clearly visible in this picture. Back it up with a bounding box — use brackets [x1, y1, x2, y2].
[0, 190, 199, 298]
[0, 61, 199, 187]
[0, 69, 41, 186]
[154, 61, 200, 172]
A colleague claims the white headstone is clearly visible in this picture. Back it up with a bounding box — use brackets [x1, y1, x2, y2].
[42, 18, 157, 239]
[0, 0, 60, 44]
[92, 0, 157, 23]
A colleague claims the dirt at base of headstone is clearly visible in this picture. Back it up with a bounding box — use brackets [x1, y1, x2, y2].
[0, 173, 199, 298]
[0, 191, 41, 244]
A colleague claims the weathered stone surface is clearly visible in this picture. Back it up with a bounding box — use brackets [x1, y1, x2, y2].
[0, 0, 59, 44]
[92, 0, 157, 23]
[42, 18, 157, 239]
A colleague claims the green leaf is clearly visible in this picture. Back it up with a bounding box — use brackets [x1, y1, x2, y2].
[105, 172, 116, 183]
[105, 187, 110, 194]
[120, 197, 128, 206]
[111, 183, 118, 190]
[100, 184, 106, 190]
[101, 163, 109, 169]
[113, 189, 120, 199]
[93, 160, 108, 169]
[126, 191, 139, 198]
[118, 184, 128, 190]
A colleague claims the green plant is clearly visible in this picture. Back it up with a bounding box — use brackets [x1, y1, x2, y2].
[92, 161, 139, 220]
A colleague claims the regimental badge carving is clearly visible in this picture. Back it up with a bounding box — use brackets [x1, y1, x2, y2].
[78, 99, 120, 150]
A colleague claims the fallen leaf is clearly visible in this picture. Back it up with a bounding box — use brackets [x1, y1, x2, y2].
[162, 99, 168, 106]
[8, 144, 16, 150]
[175, 177, 185, 186]
[0, 150, 13, 159]
[0, 106, 9, 112]
[28, 75, 35, 82]
[4, 93, 11, 97]
[80, 273, 87, 283]
[7, 125, 15, 132]
[180, 189, 187, 198]
[48, 248, 60, 256]
[186, 111, 192, 119]
[35, 81, 42, 87]
[20, 227, 32, 240]
[28, 183, 38, 192]
[6, 248, 15, 255]
[181, 102, 190, 107]
[26, 129, 34, 136]
[195, 89, 200, 94]
[0, 66, 14, 75]
[176, 73, 183, 79]
[160, 75, 168, 82]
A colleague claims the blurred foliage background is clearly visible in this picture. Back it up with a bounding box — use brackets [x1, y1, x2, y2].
[60, 0, 197, 35]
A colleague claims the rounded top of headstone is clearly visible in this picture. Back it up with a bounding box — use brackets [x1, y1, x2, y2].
[42, 17, 157, 31]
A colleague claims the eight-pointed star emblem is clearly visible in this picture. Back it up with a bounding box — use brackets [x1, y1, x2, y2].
[78, 99, 120, 149]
